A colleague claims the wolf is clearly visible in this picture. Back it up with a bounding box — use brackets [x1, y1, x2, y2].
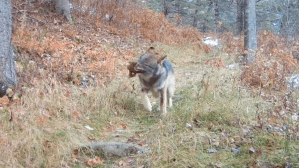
[128, 47, 175, 115]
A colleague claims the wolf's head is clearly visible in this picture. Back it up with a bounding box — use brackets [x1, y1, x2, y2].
[134, 47, 167, 75]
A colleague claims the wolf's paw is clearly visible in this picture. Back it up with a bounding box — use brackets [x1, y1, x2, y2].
[143, 103, 152, 111]
[168, 98, 173, 107]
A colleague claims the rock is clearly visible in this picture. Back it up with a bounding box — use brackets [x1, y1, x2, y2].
[215, 162, 223, 168]
[184, 72, 191, 76]
[249, 147, 256, 154]
[81, 142, 148, 157]
[287, 74, 299, 90]
[12, 93, 20, 102]
[292, 113, 299, 122]
[226, 63, 239, 69]
[6, 88, 13, 98]
[15, 61, 24, 72]
[186, 123, 193, 129]
[209, 138, 220, 147]
[28, 60, 35, 68]
[85, 125, 94, 131]
[242, 128, 251, 137]
[0, 83, 7, 97]
[203, 37, 219, 47]
[267, 124, 284, 134]
[207, 148, 218, 153]
[231, 147, 240, 155]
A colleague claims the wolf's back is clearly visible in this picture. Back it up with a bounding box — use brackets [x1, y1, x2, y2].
[163, 60, 174, 74]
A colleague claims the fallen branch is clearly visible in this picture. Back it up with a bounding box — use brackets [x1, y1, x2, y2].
[81, 142, 148, 157]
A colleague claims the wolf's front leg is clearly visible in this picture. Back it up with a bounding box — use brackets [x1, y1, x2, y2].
[160, 87, 167, 115]
[141, 91, 152, 111]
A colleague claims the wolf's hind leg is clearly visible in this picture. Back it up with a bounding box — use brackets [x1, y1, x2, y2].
[160, 87, 167, 115]
[141, 91, 152, 111]
[167, 85, 174, 107]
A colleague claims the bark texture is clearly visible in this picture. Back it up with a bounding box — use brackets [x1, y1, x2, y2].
[0, 0, 17, 87]
[244, 0, 257, 63]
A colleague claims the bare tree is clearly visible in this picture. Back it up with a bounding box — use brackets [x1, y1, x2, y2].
[212, 0, 220, 32]
[163, 0, 169, 17]
[244, 0, 257, 64]
[0, 0, 17, 88]
[237, 0, 246, 35]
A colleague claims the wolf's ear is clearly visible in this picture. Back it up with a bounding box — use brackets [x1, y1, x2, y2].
[157, 55, 167, 64]
[147, 47, 155, 54]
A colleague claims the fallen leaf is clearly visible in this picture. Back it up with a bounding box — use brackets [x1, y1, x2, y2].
[120, 123, 127, 129]
[84, 156, 104, 166]
[109, 125, 115, 132]
[205, 58, 225, 68]
[43, 141, 51, 148]
[35, 117, 47, 126]
[65, 90, 70, 98]
[138, 140, 146, 146]
[127, 137, 139, 143]
[73, 78, 80, 85]
[39, 91, 44, 97]
[12, 93, 20, 103]
[0, 96, 9, 106]
[269, 118, 275, 124]
[119, 160, 130, 166]
[88, 137, 95, 141]
[72, 153, 77, 163]
[234, 137, 242, 142]
[71, 111, 81, 119]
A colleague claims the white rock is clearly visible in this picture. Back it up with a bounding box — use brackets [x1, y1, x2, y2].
[292, 113, 299, 122]
[226, 63, 239, 69]
[203, 37, 219, 47]
[207, 148, 217, 153]
[85, 125, 94, 131]
[287, 74, 299, 90]
[186, 123, 193, 129]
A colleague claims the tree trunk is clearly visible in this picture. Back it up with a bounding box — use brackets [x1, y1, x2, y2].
[237, 0, 246, 35]
[163, 0, 168, 17]
[244, 0, 257, 64]
[54, 0, 73, 24]
[192, 9, 198, 27]
[174, 0, 181, 15]
[0, 0, 17, 87]
[212, 0, 220, 33]
[280, 0, 290, 39]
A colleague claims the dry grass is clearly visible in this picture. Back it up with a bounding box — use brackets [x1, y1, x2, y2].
[6, 0, 299, 167]
[2, 43, 299, 167]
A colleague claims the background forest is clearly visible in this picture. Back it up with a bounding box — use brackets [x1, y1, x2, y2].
[148, 0, 299, 40]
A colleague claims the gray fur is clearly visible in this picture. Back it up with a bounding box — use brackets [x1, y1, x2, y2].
[134, 49, 175, 115]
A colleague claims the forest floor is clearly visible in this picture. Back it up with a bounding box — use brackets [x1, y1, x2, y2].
[0, 0, 299, 167]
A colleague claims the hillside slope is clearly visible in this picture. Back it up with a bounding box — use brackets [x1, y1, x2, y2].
[0, 0, 298, 167]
